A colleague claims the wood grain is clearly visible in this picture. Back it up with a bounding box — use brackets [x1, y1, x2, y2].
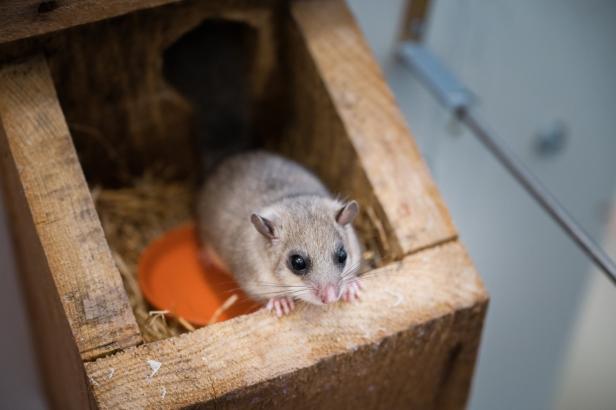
[86, 241, 487, 409]
[0, 0, 182, 44]
[0, 55, 142, 361]
[288, 0, 456, 258]
[0, 100, 96, 409]
[43, 0, 278, 186]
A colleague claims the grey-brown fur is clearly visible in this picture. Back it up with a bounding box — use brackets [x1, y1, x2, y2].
[198, 151, 362, 306]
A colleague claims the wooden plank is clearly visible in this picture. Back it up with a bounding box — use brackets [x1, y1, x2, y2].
[0, 0, 182, 44]
[0, 120, 96, 409]
[279, 9, 403, 263]
[0, 55, 142, 361]
[42, 0, 277, 186]
[86, 241, 487, 409]
[288, 0, 456, 257]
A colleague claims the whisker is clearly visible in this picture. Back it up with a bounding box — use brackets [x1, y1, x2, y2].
[341, 267, 358, 278]
[339, 261, 362, 281]
[251, 288, 313, 297]
[251, 291, 312, 300]
[222, 287, 245, 294]
[204, 278, 244, 287]
[345, 267, 361, 278]
[357, 272, 379, 280]
[255, 282, 310, 289]
[341, 262, 360, 273]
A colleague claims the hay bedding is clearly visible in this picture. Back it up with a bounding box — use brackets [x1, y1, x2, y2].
[93, 173, 385, 342]
[92, 174, 195, 341]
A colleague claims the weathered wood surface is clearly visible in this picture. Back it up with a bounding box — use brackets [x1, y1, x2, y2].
[286, 0, 456, 259]
[0, 56, 142, 362]
[0, 0, 182, 44]
[86, 242, 487, 409]
[0, 99, 96, 410]
[43, 0, 277, 186]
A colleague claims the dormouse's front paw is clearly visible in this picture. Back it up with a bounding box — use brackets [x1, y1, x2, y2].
[341, 278, 363, 303]
[266, 297, 295, 317]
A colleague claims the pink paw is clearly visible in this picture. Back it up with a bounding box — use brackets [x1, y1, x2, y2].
[341, 278, 363, 303]
[266, 297, 295, 317]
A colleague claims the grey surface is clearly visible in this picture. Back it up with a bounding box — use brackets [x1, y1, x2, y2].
[0, 190, 47, 409]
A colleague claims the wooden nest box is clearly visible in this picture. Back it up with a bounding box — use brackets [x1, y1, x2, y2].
[0, 0, 488, 408]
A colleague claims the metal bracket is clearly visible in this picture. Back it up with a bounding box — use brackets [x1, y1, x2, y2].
[397, 41, 616, 285]
[397, 42, 474, 111]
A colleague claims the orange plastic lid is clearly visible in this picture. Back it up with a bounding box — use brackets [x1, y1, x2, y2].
[138, 223, 259, 326]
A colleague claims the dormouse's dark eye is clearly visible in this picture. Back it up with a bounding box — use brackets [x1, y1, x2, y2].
[336, 247, 347, 265]
[289, 254, 308, 275]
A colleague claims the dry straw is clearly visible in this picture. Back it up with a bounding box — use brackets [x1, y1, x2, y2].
[92, 173, 385, 341]
[93, 174, 194, 341]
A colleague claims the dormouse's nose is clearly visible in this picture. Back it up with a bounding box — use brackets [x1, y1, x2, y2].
[319, 284, 339, 304]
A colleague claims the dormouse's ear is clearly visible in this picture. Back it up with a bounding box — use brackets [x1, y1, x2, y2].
[251, 214, 277, 240]
[336, 200, 359, 225]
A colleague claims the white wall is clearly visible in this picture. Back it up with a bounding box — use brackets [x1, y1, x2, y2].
[347, 0, 616, 409]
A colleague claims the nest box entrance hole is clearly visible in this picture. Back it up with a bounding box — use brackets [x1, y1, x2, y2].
[163, 19, 260, 172]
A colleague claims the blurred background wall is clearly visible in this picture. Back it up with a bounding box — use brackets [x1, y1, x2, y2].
[1, 0, 615, 408]
[0, 190, 46, 409]
[346, 0, 616, 409]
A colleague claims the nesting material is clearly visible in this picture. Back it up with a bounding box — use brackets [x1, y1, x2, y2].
[93, 174, 195, 341]
[208, 294, 239, 324]
[92, 172, 386, 342]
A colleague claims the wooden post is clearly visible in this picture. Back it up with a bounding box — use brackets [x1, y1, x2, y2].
[281, 0, 455, 260]
[85, 242, 487, 409]
[0, 55, 142, 408]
